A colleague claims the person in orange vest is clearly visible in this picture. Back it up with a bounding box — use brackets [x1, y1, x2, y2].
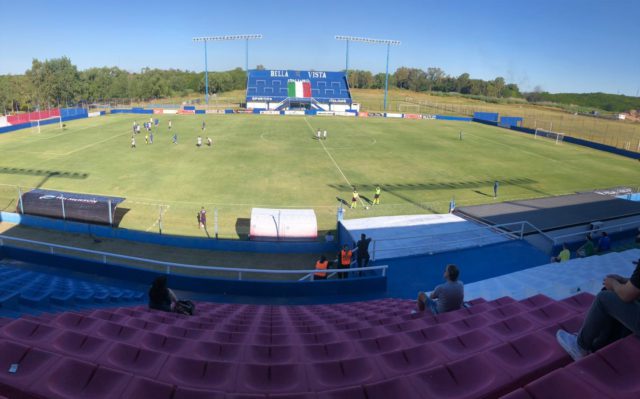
[338, 245, 352, 279]
[314, 255, 329, 280]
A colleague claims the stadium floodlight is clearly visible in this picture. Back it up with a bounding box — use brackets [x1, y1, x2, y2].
[335, 36, 401, 111]
[193, 34, 263, 105]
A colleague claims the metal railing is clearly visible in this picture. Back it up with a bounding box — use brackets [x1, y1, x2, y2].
[549, 219, 640, 246]
[370, 220, 554, 260]
[0, 234, 387, 282]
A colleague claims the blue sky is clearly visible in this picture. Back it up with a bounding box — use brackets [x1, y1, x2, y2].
[0, 0, 638, 95]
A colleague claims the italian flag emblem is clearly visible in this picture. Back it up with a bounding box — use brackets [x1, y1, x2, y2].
[287, 80, 311, 98]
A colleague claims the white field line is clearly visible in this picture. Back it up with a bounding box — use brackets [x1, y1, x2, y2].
[303, 117, 367, 207]
[146, 205, 170, 232]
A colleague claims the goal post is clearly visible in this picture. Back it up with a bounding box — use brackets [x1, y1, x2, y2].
[534, 128, 564, 144]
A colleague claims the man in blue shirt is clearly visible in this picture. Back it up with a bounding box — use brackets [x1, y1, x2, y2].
[597, 231, 611, 252]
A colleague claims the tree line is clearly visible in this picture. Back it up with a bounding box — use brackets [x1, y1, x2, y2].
[0, 57, 247, 112]
[347, 67, 522, 98]
[2, 57, 636, 114]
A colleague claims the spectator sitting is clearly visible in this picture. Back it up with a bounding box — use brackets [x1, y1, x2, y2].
[577, 234, 595, 258]
[551, 243, 571, 263]
[148, 276, 178, 312]
[597, 231, 611, 252]
[557, 258, 640, 360]
[423, 264, 464, 314]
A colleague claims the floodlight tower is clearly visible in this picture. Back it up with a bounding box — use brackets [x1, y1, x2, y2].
[193, 34, 263, 104]
[335, 36, 401, 111]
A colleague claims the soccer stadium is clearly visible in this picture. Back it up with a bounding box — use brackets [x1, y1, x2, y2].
[1, 2, 640, 398]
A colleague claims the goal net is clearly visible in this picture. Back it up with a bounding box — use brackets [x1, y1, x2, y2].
[534, 128, 565, 144]
[398, 103, 420, 113]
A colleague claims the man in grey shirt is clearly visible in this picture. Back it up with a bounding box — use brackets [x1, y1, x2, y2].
[417, 264, 464, 314]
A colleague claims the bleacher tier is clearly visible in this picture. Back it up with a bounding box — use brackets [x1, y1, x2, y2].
[0, 293, 638, 398]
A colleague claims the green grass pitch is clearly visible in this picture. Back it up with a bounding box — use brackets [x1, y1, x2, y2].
[0, 114, 638, 239]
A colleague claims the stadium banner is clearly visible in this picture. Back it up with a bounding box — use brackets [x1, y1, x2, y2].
[224, 110, 234, 114]
[153, 109, 164, 115]
[19, 189, 125, 225]
[195, 110, 205, 115]
[7, 109, 60, 125]
[403, 113, 421, 119]
[316, 111, 335, 116]
[164, 109, 178, 114]
[421, 114, 436, 120]
[88, 111, 101, 118]
[235, 110, 253, 114]
[368, 112, 384, 118]
[183, 106, 196, 111]
[284, 110, 305, 116]
[177, 110, 195, 115]
[385, 113, 403, 118]
[259, 110, 281, 115]
[358, 112, 369, 118]
[333, 111, 356, 117]
[205, 109, 225, 114]
[0, 116, 10, 127]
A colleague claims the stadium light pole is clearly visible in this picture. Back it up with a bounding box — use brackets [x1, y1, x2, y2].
[193, 34, 263, 105]
[335, 36, 401, 111]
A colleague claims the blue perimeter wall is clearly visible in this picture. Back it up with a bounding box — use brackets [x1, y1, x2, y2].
[0, 108, 88, 134]
[0, 246, 386, 297]
[0, 211, 337, 254]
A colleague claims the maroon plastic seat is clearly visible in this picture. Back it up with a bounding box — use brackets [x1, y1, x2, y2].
[542, 314, 586, 338]
[436, 329, 502, 360]
[90, 309, 128, 323]
[487, 315, 541, 340]
[0, 340, 61, 397]
[404, 324, 452, 345]
[487, 331, 571, 386]
[302, 341, 359, 362]
[157, 355, 237, 391]
[1, 319, 60, 344]
[120, 376, 175, 399]
[559, 292, 595, 312]
[448, 313, 493, 334]
[464, 301, 495, 315]
[566, 336, 640, 399]
[486, 303, 527, 321]
[362, 376, 426, 399]
[519, 294, 554, 310]
[94, 321, 142, 343]
[299, 331, 342, 345]
[356, 334, 407, 355]
[52, 313, 101, 332]
[307, 356, 384, 391]
[51, 330, 111, 361]
[125, 317, 162, 332]
[191, 341, 243, 361]
[408, 352, 513, 399]
[524, 303, 574, 326]
[236, 363, 309, 394]
[210, 331, 248, 344]
[250, 333, 291, 346]
[162, 325, 206, 339]
[32, 357, 133, 399]
[488, 296, 517, 306]
[101, 342, 168, 378]
[377, 344, 447, 376]
[499, 388, 534, 399]
[519, 368, 612, 399]
[139, 331, 193, 355]
[244, 344, 299, 364]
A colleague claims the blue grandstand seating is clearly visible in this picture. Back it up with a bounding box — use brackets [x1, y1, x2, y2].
[0, 263, 145, 317]
[246, 70, 352, 109]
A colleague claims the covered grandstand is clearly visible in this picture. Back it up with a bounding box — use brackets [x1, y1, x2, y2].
[246, 69, 357, 111]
